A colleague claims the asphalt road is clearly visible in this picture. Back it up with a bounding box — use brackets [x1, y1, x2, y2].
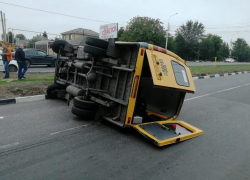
[0, 74, 250, 180]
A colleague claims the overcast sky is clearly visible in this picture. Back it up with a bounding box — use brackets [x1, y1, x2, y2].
[1, 0, 250, 45]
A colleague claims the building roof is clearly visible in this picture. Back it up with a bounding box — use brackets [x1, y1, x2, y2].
[61, 28, 99, 37]
[35, 40, 54, 45]
[15, 39, 29, 46]
[33, 35, 49, 41]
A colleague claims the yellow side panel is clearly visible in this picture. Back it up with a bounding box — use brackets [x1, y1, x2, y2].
[125, 48, 145, 125]
[146, 49, 196, 93]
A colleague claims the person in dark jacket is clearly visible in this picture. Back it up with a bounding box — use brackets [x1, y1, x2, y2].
[15, 44, 28, 80]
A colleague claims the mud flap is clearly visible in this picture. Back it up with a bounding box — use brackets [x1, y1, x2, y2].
[132, 121, 203, 146]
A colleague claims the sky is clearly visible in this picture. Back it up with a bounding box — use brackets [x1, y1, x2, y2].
[0, 0, 250, 45]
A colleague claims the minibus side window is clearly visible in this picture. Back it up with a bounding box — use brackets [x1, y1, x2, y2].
[171, 61, 190, 87]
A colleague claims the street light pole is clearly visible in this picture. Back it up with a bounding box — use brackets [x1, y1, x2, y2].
[230, 33, 238, 56]
[0, 11, 5, 41]
[165, 13, 178, 50]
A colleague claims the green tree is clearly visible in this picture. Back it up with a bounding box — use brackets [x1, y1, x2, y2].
[167, 34, 177, 53]
[43, 31, 48, 38]
[119, 17, 166, 47]
[232, 38, 250, 62]
[27, 36, 40, 48]
[218, 42, 230, 61]
[175, 20, 205, 60]
[200, 34, 223, 61]
[117, 27, 125, 40]
[16, 34, 26, 40]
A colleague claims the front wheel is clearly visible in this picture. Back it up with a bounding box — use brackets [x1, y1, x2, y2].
[53, 59, 58, 67]
[47, 83, 65, 99]
[9, 65, 18, 72]
[25, 60, 31, 68]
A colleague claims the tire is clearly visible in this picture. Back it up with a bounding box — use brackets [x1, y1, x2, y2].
[83, 44, 107, 56]
[71, 105, 95, 119]
[85, 37, 109, 49]
[26, 60, 31, 68]
[74, 96, 96, 110]
[9, 65, 18, 72]
[47, 83, 66, 99]
[50, 40, 69, 53]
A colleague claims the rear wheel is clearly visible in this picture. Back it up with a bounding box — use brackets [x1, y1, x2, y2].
[74, 96, 96, 110]
[71, 105, 95, 119]
[25, 60, 31, 68]
[9, 65, 18, 72]
[53, 59, 58, 67]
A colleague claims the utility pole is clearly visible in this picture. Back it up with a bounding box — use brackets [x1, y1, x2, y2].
[3, 13, 6, 41]
[0, 11, 5, 41]
[230, 33, 238, 56]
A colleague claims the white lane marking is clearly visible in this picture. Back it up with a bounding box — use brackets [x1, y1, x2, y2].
[216, 86, 242, 93]
[0, 117, 4, 119]
[185, 83, 250, 101]
[50, 123, 91, 136]
[0, 142, 20, 150]
[184, 94, 210, 101]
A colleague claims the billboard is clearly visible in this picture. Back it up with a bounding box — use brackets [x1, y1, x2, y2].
[99, 23, 118, 39]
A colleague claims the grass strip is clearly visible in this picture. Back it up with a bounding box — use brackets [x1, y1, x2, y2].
[189, 65, 250, 76]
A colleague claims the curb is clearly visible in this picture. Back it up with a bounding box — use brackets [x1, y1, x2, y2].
[0, 95, 48, 106]
[193, 71, 250, 80]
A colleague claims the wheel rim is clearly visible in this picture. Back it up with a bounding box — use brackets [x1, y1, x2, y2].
[26, 61, 30, 67]
[9, 65, 17, 72]
[54, 60, 57, 66]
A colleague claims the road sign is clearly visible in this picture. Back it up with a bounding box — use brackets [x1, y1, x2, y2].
[99, 23, 118, 39]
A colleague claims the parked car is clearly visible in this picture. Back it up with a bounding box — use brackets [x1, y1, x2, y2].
[0, 50, 18, 72]
[23, 48, 57, 67]
[225, 58, 235, 63]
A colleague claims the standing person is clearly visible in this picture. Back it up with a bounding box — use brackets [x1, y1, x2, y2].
[15, 44, 27, 80]
[1, 44, 12, 79]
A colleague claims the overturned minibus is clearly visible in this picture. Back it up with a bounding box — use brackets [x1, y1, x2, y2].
[48, 38, 203, 146]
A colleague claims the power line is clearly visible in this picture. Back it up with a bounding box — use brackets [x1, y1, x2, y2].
[0, 1, 113, 24]
[9, 28, 61, 36]
[171, 22, 250, 29]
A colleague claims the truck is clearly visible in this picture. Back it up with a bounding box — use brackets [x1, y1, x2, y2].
[47, 37, 203, 147]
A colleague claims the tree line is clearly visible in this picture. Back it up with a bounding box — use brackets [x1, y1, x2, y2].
[117, 17, 250, 62]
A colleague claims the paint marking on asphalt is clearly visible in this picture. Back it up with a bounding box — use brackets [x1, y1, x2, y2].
[0, 117, 4, 119]
[0, 142, 20, 150]
[184, 94, 210, 101]
[50, 123, 91, 136]
[185, 83, 250, 101]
